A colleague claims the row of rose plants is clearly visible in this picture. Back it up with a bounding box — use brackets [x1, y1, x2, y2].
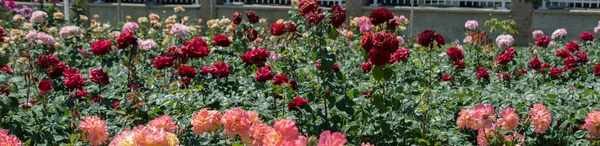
[1, 0, 600, 145]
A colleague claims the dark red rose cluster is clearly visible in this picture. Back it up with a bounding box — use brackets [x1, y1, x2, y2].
[241, 47, 269, 65]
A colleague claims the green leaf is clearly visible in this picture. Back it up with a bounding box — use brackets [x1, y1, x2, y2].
[372, 66, 384, 81]
[383, 67, 394, 81]
[328, 26, 339, 39]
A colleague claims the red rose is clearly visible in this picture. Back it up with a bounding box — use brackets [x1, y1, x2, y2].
[304, 11, 325, 25]
[298, 0, 318, 16]
[112, 101, 120, 109]
[315, 60, 322, 70]
[181, 37, 210, 58]
[0, 83, 9, 96]
[580, 31, 594, 41]
[541, 63, 551, 72]
[75, 89, 89, 98]
[89, 68, 110, 85]
[333, 63, 340, 72]
[368, 47, 391, 66]
[289, 80, 298, 90]
[386, 19, 399, 30]
[153, 56, 174, 70]
[476, 67, 489, 79]
[246, 29, 258, 42]
[0, 27, 4, 42]
[555, 49, 570, 58]
[180, 78, 192, 85]
[288, 96, 309, 111]
[287, 22, 297, 33]
[38, 80, 53, 94]
[446, 46, 464, 61]
[529, 56, 542, 71]
[0, 64, 13, 75]
[241, 47, 269, 65]
[245, 11, 259, 24]
[271, 23, 287, 36]
[255, 66, 274, 82]
[372, 31, 398, 52]
[328, 5, 346, 28]
[389, 48, 409, 64]
[211, 62, 230, 78]
[37, 54, 60, 68]
[361, 32, 373, 52]
[441, 74, 454, 82]
[577, 51, 588, 63]
[91, 97, 104, 103]
[550, 67, 563, 78]
[497, 48, 515, 65]
[565, 41, 580, 52]
[46, 62, 66, 78]
[64, 72, 86, 90]
[117, 29, 137, 49]
[563, 56, 578, 71]
[369, 7, 394, 26]
[232, 12, 242, 25]
[499, 72, 511, 81]
[362, 90, 373, 98]
[418, 30, 444, 48]
[90, 40, 112, 56]
[165, 46, 184, 58]
[273, 73, 290, 85]
[453, 60, 465, 69]
[176, 65, 197, 78]
[535, 36, 549, 47]
[211, 34, 231, 47]
[200, 66, 212, 75]
[361, 61, 372, 72]
[594, 63, 600, 76]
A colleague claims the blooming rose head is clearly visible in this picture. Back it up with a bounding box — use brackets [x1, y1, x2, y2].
[287, 22, 297, 33]
[532, 30, 544, 39]
[64, 70, 86, 90]
[369, 7, 394, 26]
[497, 107, 520, 131]
[109, 125, 179, 146]
[496, 34, 514, 49]
[211, 62, 230, 78]
[38, 80, 53, 94]
[530, 104, 552, 133]
[270, 23, 286, 36]
[288, 96, 309, 111]
[584, 110, 600, 138]
[192, 109, 222, 135]
[232, 12, 242, 25]
[90, 40, 112, 56]
[78, 116, 109, 146]
[255, 65, 274, 82]
[176, 65, 197, 78]
[529, 56, 542, 71]
[116, 29, 137, 49]
[153, 56, 174, 70]
[418, 30, 445, 48]
[246, 29, 258, 42]
[389, 48, 409, 64]
[59, 26, 83, 39]
[30, 11, 48, 23]
[0, 128, 22, 146]
[580, 31, 594, 41]
[122, 22, 139, 32]
[464, 20, 478, 30]
[446, 46, 464, 61]
[181, 37, 210, 58]
[88, 68, 110, 85]
[361, 32, 373, 52]
[318, 130, 347, 146]
[360, 61, 372, 72]
[211, 34, 231, 47]
[441, 74, 454, 82]
[245, 11, 259, 23]
[550, 67, 563, 78]
[476, 67, 489, 79]
[565, 41, 580, 52]
[221, 108, 252, 138]
[148, 114, 179, 133]
[328, 5, 346, 28]
[273, 73, 290, 86]
[563, 56, 578, 71]
[551, 28, 567, 40]
[298, 0, 319, 16]
[535, 35, 550, 47]
[577, 51, 589, 63]
[555, 49, 571, 58]
[169, 23, 190, 38]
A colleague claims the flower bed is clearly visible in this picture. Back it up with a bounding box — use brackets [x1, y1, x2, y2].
[0, 0, 600, 145]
